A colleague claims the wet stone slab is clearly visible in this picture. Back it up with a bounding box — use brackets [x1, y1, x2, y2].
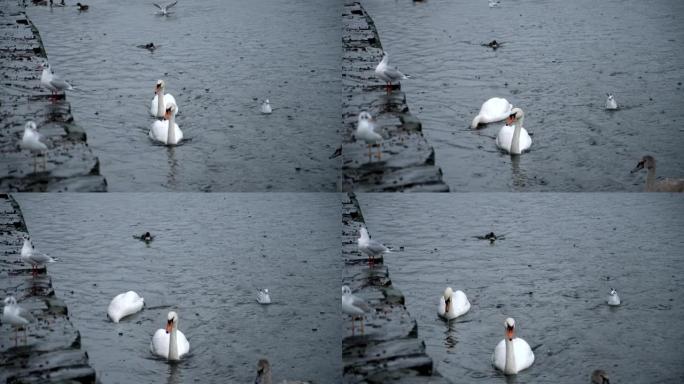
[341, 2, 448, 192]
[342, 193, 451, 384]
[0, 1, 106, 192]
[0, 194, 97, 383]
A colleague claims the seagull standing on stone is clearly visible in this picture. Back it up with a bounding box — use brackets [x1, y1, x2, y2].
[20, 238, 56, 275]
[355, 111, 382, 161]
[39, 61, 73, 98]
[357, 226, 390, 265]
[2, 296, 33, 345]
[154, 1, 177, 16]
[342, 285, 371, 335]
[375, 52, 409, 94]
[20, 121, 48, 172]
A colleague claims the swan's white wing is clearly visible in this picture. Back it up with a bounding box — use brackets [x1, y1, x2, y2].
[452, 290, 471, 317]
[480, 97, 511, 122]
[495, 125, 514, 152]
[176, 329, 190, 357]
[151, 328, 169, 357]
[149, 120, 168, 143]
[518, 128, 532, 152]
[150, 95, 159, 116]
[108, 291, 144, 323]
[491, 339, 506, 371]
[513, 338, 535, 371]
[163, 93, 177, 114]
[437, 296, 446, 318]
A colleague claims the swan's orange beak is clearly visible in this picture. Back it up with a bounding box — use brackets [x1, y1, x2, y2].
[506, 115, 515, 125]
[165, 319, 173, 334]
[506, 325, 514, 340]
[164, 108, 172, 120]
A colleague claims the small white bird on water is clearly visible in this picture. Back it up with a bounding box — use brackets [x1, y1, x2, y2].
[342, 285, 371, 335]
[492, 317, 535, 375]
[438, 287, 470, 320]
[375, 52, 409, 94]
[150, 79, 179, 118]
[39, 60, 73, 97]
[357, 226, 390, 264]
[261, 99, 272, 114]
[489, 0, 501, 8]
[107, 291, 144, 323]
[20, 121, 48, 172]
[150, 311, 190, 361]
[607, 288, 620, 306]
[605, 93, 618, 110]
[3, 296, 34, 345]
[355, 111, 382, 161]
[153, 1, 177, 16]
[257, 289, 271, 304]
[20, 238, 56, 275]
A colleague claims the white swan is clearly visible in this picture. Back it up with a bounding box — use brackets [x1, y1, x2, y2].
[150, 311, 190, 361]
[607, 289, 620, 306]
[496, 108, 532, 155]
[355, 111, 382, 161]
[149, 102, 183, 145]
[492, 317, 535, 375]
[107, 291, 144, 323]
[630, 155, 684, 192]
[471, 97, 512, 128]
[438, 287, 470, 320]
[150, 80, 178, 118]
[257, 289, 271, 304]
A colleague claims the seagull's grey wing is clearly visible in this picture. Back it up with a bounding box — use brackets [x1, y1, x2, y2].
[166, 1, 177, 9]
[351, 295, 371, 312]
[153, 3, 163, 9]
[50, 79, 72, 91]
[382, 68, 406, 81]
[367, 240, 389, 254]
[17, 306, 35, 322]
[30, 252, 54, 264]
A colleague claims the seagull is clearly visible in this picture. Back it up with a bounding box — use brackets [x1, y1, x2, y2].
[489, 0, 501, 8]
[154, 1, 177, 16]
[607, 288, 620, 306]
[39, 60, 73, 98]
[342, 286, 371, 335]
[257, 289, 271, 304]
[375, 52, 409, 94]
[355, 111, 382, 161]
[357, 226, 390, 264]
[20, 237, 56, 275]
[260, 99, 272, 114]
[605, 93, 618, 110]
[2, 296, 33, 345]
[20, 121, 48, 172]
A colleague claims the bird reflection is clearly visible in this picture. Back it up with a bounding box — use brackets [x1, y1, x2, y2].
[444, 320, 457, 353]
[510, 155, 528, 190]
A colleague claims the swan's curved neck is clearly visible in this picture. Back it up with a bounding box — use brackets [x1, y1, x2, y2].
[157, 88, 165, 117]
[169, 325, 179, 360]
[167, 112, 176, 144]
[504, 337, 516, 374]
[510, 116, 524, 154]
[646, 167, 656, 191]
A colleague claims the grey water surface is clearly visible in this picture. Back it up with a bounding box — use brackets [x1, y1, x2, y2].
[15, 193, 341, 383]
[360, 193, 684, 383]
[361, 0, 684, 191]
[25, 0, 340, 191]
